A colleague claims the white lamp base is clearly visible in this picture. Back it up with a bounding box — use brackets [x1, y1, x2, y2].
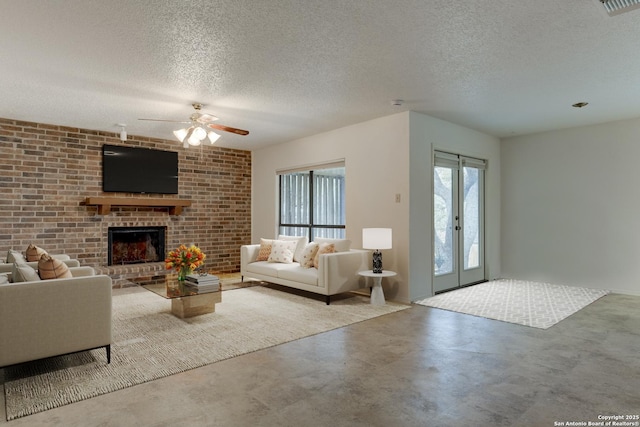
[370, 276, 386, 306]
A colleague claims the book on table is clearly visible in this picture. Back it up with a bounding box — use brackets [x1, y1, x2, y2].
[186, 273, 219, 284]
[184, 281, 220, 293]
[185, 273, 220, 292]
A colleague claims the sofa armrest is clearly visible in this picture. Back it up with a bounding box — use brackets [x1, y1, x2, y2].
[69, 266, 96, 277]
[0, 274, 112, 367]
[317, 249, 369, 293]
[240, 244, 260, 276]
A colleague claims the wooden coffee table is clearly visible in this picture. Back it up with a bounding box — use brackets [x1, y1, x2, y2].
[135, 274, 222, 319]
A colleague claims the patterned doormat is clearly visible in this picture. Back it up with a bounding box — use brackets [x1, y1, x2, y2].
[415, 279, 609, 329]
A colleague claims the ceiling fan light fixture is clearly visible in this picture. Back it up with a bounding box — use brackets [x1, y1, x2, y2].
[141, 102, 248, 147]
[188, 136, 202, 146]
[185, 126, 207, 146]
[207, 131, 221, 144]
[192, 126, 207, 140]
[175, 124, 211, 147]
[187, 132, 202, 146]
[173, 128, 189, 143]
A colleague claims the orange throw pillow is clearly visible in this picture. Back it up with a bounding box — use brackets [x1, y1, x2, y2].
[313, 243, 335, 268]
[38, 254, 73, 280]
[26, 244, 48, 262]
[256, 238, 273, 261]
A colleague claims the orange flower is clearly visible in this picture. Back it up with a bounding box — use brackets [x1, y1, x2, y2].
[165, 244, 206, 272]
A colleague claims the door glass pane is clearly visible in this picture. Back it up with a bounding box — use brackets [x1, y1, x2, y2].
[434, 166, 454, 276]
[463, 167, 479, 270]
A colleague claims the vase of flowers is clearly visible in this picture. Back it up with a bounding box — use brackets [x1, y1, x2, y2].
[165, 244, 206, 282]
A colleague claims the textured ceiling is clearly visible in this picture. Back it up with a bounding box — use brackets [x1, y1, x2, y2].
[1, 0, 640, 150]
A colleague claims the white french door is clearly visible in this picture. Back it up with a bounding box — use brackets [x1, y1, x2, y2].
[433, 151, 486, 293]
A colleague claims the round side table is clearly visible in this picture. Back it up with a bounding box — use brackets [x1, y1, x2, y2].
[358, 270, 397, 306]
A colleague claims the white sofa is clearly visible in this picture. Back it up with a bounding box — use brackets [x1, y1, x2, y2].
[0, 266, 112, 368]
[241, 238, 369, 304]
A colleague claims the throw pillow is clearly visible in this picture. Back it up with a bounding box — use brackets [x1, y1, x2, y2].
[256, 238, 273, 261]
[38, 254, 73, 280]
[314, 238, 351, 253]
[277, 235, 309, 262]
[26, 244, 48, 262]
[300, 242, 319, 268]
[313, 242, 336, 268]
[11, 259, 41, 283]
[268, 240, 297, 264]
[6, 249, 25, 264]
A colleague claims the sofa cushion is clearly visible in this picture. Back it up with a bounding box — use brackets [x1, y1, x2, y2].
[256, 238, 273, 261]
[278, 235, 309, 262]
[38, 254, 73, 280]
[268, 240, 297, 263]
[314, 238, 351, 252]
[6, 250, 25, 264]
[278, 265, 318, 286]
[246, 260, 300, 277]
[0, 274, 9, 285]
[25, 244, 48, 262]
[300, 242, 319, 268]
[314, 243, 336, 268]
[12, 260, 41, 283]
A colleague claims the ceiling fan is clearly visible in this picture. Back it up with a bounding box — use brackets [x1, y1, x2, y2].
[139, 103, 249, 148]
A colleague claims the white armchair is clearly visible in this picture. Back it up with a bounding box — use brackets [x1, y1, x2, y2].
[0, 267, 112, 368]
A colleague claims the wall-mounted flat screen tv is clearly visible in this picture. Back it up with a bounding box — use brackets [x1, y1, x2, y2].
[102, 144, 179, 194]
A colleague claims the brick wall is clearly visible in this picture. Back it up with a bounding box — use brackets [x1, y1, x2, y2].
[0, 118, 251, 279]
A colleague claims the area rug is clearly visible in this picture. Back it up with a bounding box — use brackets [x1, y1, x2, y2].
[3, 286, 408, 421]
[415, 279, 609, 329]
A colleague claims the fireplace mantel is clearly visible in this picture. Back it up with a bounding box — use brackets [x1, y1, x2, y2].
[84, 197, 192, 215]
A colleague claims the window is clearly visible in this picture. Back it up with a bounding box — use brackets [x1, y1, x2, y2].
[279, 165, 345, 240]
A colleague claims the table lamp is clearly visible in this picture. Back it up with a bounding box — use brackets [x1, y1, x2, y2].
[362, 228, 392, 273]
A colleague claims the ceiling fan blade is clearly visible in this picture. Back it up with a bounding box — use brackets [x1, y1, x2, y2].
[138, 118, 192, 124]
[207, 123, 250, 136]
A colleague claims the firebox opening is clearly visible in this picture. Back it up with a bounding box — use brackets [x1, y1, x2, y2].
[108, 226, 166, 266]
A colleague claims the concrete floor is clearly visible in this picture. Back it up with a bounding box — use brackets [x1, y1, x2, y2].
[1, 292, 639, 426]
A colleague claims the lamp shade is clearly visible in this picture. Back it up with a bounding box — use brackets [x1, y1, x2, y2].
[362, 228, 392, 250]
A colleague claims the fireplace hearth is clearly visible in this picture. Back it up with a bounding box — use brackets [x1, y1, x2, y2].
[108, 226, 166, 266]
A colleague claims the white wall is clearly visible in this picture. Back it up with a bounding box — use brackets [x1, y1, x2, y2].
[408, 112, 501, 301]
[501, 117, 640, 295]
[252, 111, 500, 303]
[252, 112, 412, 302]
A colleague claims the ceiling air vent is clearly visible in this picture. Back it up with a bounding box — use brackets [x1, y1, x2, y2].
[600, 0, 640, 16]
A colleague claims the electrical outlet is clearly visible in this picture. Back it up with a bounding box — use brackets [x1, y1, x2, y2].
[395, 193, 401, 203]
